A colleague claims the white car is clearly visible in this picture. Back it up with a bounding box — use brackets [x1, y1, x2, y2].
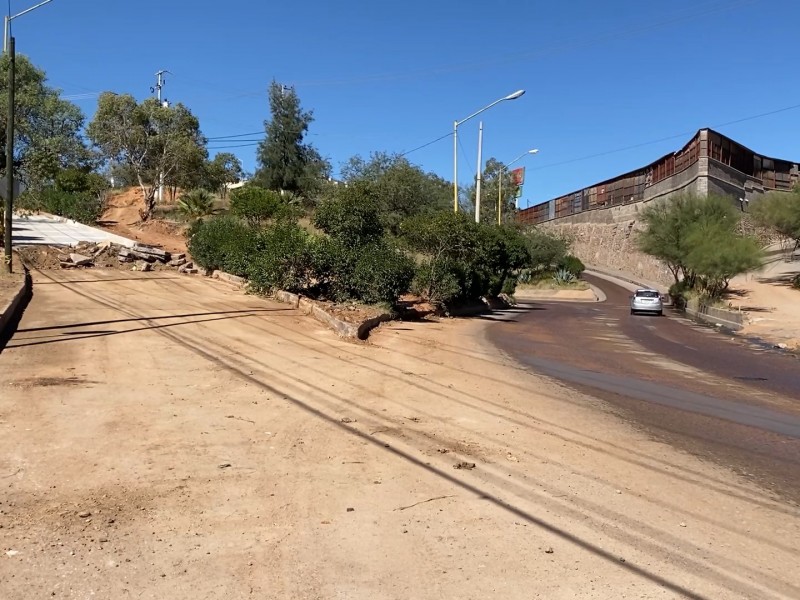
[630, 289, 663, 316]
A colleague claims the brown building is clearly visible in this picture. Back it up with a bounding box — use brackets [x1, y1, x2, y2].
[517, 128, 799, 226]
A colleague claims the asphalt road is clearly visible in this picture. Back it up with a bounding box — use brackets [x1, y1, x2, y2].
[487, 275, 800, 503]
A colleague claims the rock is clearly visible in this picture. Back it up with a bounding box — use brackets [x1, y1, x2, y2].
[78, 511, 91, 518]
[171, 252, 186, 261]
[69, 253, 94, 266]
[93, 241, 113, 255]
[5, 549, 19, 557]
[346, 507, 355, 512]
[137, 261, 153, 272]
[679, 522, 687, 527]
[453, 462, 476, 470]
[169, 257, 187, 267]
[544, 547, 554, 554]
[133, 244, 170, 261]
[184, 268, 198, 275]
[218, 463, 232, 469]
[776, 343, 788, 350]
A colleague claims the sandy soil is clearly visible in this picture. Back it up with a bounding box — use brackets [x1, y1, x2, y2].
[98, 188, 188, 254]
[0, 270, 24, 309]
[0, 269, 798, 599]
[729, 249, 800, 349]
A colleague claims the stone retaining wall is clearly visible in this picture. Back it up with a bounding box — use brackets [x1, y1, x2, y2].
[543, 220, 675, 288]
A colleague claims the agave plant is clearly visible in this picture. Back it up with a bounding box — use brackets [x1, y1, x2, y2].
[177, 188, 214, 218]
[552, 268, 577, 286]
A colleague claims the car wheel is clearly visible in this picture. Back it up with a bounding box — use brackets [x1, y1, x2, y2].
[657, 310, 663, 317]
[630, 309, 635, 315]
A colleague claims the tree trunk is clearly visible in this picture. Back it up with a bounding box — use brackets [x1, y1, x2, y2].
[139, 189, 157, 222]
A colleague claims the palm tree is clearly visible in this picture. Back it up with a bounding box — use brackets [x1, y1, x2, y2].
[177, 188, 214, 218]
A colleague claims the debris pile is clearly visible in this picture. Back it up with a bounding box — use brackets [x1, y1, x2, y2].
[20, 241, 199, 274]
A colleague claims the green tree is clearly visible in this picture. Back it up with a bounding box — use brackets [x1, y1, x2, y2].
[203, 152, 244, 198]
[255, 82, 330, 198]
[750, 189, 800, 255]
[0, 54, 91, 191]
[339, 151, 450, 233]
[87, 93, 207, 221]
[639, 194, 763, 298]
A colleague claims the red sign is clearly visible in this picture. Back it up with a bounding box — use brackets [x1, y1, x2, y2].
[510, 167, 525, 186]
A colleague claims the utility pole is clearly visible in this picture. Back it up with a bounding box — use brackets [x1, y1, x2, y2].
[152, 69, 170, 104]
[151, 70, 170, 204]
[474, 121, 484, 223]
[3, 37, 15, 272]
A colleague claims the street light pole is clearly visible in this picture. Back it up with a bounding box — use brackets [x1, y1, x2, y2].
[498, 149, 538, 225]
[452, 89, 525, 213]
[4, 0, 54, 53]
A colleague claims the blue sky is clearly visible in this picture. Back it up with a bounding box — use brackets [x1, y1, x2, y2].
[9, 0, 800, 207]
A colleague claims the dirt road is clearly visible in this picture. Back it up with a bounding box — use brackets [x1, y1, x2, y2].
[1, 270, 799, 599]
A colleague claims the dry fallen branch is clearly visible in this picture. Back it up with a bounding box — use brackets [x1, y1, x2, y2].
[394, 495, 455, 511]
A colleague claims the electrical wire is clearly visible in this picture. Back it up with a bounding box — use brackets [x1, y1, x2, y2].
[206, 130, 263, 140]
[528, 101, 800, 173]
[399, 131, 452, 158]
[177, 0, 757, 100]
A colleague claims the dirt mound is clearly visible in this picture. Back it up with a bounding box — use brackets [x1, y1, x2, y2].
[97, 187, 189, 254]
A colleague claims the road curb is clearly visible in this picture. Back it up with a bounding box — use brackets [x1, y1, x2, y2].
[209, 275, 394, 341]
[0, 268, 32, 340]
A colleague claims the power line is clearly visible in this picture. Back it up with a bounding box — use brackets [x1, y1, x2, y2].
[529, 101, 800, 173]
[186, 0, 757, 101]
[207, 142, 261, 149]
[400, 131, 452, 157]
[206, 130, 263, 140]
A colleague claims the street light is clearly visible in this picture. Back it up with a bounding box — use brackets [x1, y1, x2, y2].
[4, 0, 54, 53]
[498, 149, 538, 225]
[453, 89, 524, 213]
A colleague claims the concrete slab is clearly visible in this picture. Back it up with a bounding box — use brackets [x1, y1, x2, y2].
[11, 213, 136, 248]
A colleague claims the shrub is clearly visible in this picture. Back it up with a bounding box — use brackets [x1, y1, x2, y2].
[247, 222, 312, 294]
[793, 274, 800, 290]
[523, 228, 569, 272]
[178, 188, 214, 218]
[558, 254, 585, 277]
[350, 242, 415, 305]
[230, 185, 283, 224]
[411, 259, 462, 305]
[19, 189, 106, 224]
[313, 183, 384, 247]
[187, 215, 258, 276]
[401, 213, 531, 304]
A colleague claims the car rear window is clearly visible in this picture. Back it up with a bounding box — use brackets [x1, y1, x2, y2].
[635, 291, 660, 298]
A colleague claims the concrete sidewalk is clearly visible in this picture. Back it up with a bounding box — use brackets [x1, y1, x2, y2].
[12, 213, 135, 248]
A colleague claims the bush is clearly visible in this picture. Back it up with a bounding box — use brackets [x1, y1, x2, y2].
[313, 183, 384, 247]
[187, 215, 259, 276]
[350, 242, 415, 305]
[793, 274, 800, 290]
[19, 189, 106, 224]
[558, 255, 585, 277]
[247, 222, 312, 294]
[401, 212, 531, 304]
[229, 185, 284, 224]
